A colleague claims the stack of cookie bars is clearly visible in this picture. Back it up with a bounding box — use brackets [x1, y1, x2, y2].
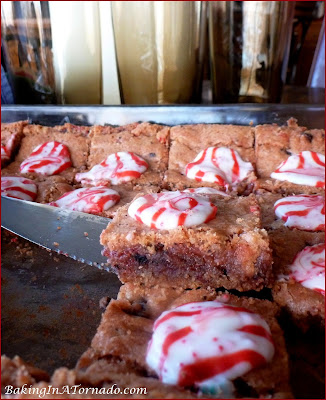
[1, 118, 325, 399]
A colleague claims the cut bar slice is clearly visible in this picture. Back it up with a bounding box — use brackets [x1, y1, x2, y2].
[164, 124, 256, 194]
[2, 123, 91, 184]
[256, 190, 325, 328]
[254, 120, 325, 195]
[270, 228, 325, 328]
[100, 193, 273, 291]
[87, 122, 169, 189]
[1, 121, 27, 167]
[75, 284, 292, 399]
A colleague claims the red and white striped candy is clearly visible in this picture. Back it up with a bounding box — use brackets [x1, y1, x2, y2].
[282, 243, 325, 296]
[1, 145, 10, 163]
[128, 191, 217, 230]
[75, 152, 148, 186]
[185, 147, 254, 190]
[183, 187, 230, 197]
[146, 301, 274, 394]
[5, 133, 18, 154]
[1, 177, 37, 202]
[49, 187, 120, 215]
[271, 151, 325, 188]
[20, 141, 72, 176]
[274, 195, 325, 231]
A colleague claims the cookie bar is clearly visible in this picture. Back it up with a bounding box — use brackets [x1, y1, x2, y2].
[1, 355, 197, 398]
[256, 191, 325, 327]
[254, 120, 325, 195]
[256, 190, 325, 232]
[85, 122, 169, 189]
[1, 121, 27, 167]
[1, 123, 92, 205]
[270, 229, 325, 327]
[75, 284, 292, 399]
[100, 192, 273, 291]
[2, 123, 91, 183]
[0, 175, 73, 204]
[164, 124, 256, 194]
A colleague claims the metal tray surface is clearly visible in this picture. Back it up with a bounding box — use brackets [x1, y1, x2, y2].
[1, 231, 121, 372]
[1, 104, 325, 128]
[1, 105, 325, 397]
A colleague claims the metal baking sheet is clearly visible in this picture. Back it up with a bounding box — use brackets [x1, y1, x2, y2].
[1, 105, 325, 397]
[1, 104, 325, 128]
[1, 230, 121, 372]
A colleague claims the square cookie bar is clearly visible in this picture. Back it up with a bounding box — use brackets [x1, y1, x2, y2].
[269, 228, 325, 328]
[164, 124, 256, 194]
[100, 193, 273, 291]
[256, 190, 325, 231]
[1, 121, 27, 167]
[86, 122, 170, 190]
[2, 123, 91, 183]
[254, 120, 325, 195]
[75, 284, 292, 399]
[256, 190, 325, 327]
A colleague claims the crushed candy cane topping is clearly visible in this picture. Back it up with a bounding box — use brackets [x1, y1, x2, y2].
[185, 147, 254, 190]
[75, 152, 148, 186]
[20, 141, 72, 176]
[282, 244, 325, 296]
[1, 177, 37, 202]
[128, 191, 217, 230]
[271, 151, 325, 188]
[146, 301, 274, 394]
[274, 195, 325, 231]
[49, 187, 120, 215]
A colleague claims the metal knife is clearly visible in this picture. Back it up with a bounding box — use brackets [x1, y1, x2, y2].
[1, 196, 110, 268]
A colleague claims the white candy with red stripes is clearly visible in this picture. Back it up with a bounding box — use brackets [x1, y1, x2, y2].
[281, 243, 325, 296]
[183, 187, 230, 196]
[146, 301, 274, 394]
[1, 132, 20, 165]
[1, 145, 10, 163]
[49, 187, 120, 215]
[271, 151, 325, 188]
[5, 133, 17, 154]
[75, 152, 148, 186]
[1, 177, 37, 202]
[185, 147, 254, 189]
[274, 195, 325, 231]
[20, 141, 72, 176]
[128, 191, 217, 230]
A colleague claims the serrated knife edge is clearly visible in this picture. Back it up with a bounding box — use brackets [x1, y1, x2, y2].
[1, 196, 111, 268]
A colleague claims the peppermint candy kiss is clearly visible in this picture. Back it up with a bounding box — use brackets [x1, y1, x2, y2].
[284, 244, 325, 296]
[49, 187, 120, 215]
[1, 145, 10, 163]
[185, 147, 254, 189]
[20, 141, 72, 176]
[146, 301, 274, 394]
[75, 152, 148, 186]
[271, 151, 325, 188]
[1, 177, 37, 202]
[274, 195, 325, 231]
[128, 191, 217, 230]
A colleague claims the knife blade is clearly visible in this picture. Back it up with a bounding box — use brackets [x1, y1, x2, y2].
[1, 196, 110, 268]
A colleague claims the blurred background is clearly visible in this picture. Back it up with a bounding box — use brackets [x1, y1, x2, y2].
[1, 1, 325, 105]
